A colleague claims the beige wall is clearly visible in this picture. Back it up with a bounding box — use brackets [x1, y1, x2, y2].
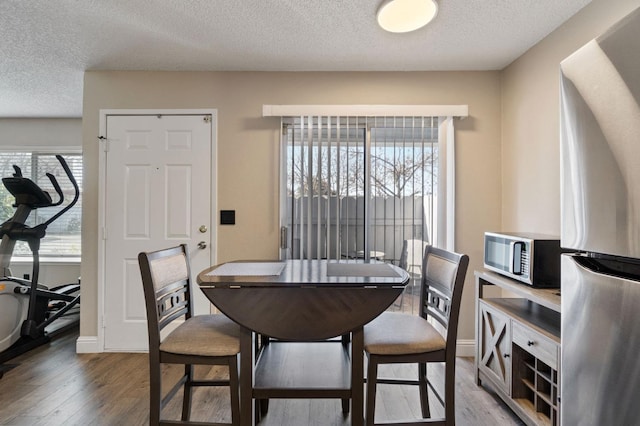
[501, 0, 639, 233]
[78, 0, 640, 351]
[81, 71, 502, 343]
[0, 118, 81, 148]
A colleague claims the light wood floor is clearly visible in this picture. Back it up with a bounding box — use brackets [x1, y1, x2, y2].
[0, 330, 523, 426]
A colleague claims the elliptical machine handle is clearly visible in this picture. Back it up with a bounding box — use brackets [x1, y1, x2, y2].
[45, 172, 65, 207]
[12, 165, 23, 177]
[42, 155, 80, 227]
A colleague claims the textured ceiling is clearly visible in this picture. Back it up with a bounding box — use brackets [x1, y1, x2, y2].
[1, 0, 591, 118]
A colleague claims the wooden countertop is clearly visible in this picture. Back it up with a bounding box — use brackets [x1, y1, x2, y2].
[475, 269, 561, 313]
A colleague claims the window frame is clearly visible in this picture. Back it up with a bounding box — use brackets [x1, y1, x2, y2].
[0, 147, 82, 260]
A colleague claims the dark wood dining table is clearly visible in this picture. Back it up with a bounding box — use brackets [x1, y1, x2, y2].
[197, 259, 409, 426]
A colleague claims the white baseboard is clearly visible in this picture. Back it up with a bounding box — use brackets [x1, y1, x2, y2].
[76, 336, 99, 353]
[456, 339, 475, 357]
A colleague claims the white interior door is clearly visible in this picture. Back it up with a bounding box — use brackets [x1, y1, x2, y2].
[103, 113, 214, 351]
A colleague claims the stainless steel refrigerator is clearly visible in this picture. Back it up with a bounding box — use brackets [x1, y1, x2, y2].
[560, 7, 640, 426]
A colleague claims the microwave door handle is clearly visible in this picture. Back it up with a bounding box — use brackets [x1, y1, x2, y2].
[509, 241, 524, 275]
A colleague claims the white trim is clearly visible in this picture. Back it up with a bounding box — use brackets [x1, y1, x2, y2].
[97, 112, 108, 353]
[97, 108, 218, 353]
[436, 116, 457, 251]
[98, 109, 219, 117]
[76, 335, 99, 353]
[456, 339, 475, 357]
[0, 146, 82, 153]
[9, 257, 81, 265]
[209, 113, 219, 272]
[263, 104, 469, 118]
[445, 117, 456, 250]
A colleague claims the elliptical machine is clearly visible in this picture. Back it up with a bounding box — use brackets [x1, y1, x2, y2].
[0, 155, 80, 368]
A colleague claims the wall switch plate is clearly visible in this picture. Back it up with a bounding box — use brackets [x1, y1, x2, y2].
[220, 210, 235, 225]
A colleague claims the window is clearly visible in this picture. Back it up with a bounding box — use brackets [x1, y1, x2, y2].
[0, 152, 82, 258]
[282, 116, 438, 264]
[271, 106, 464, 314]
[281, 115, 446, 314]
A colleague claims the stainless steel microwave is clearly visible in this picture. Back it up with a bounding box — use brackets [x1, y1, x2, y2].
[483, 232, 562, 288]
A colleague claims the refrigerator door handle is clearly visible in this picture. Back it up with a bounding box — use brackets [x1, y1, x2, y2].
[571, 253, 640, 283]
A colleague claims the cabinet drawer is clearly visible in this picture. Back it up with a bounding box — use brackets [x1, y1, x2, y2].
[512, 320, 558, 369]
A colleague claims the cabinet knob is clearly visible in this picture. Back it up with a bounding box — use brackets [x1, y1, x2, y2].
[527, 340, 535, 346]
[504, 353, 510, 358]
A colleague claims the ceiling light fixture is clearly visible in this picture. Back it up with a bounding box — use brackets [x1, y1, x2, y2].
[377, 0, 438, 33]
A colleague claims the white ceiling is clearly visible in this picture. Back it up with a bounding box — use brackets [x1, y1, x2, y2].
[1, 0, 591, 118]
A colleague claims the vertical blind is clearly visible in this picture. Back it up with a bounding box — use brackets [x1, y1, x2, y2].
[281, 116, 438, 266]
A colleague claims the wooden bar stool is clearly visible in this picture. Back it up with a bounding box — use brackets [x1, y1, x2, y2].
[138, 244, 241, 426]
[364, 245, 469, 426]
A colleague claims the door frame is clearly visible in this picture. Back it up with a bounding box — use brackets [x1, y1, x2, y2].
[96, 108, 218, 352]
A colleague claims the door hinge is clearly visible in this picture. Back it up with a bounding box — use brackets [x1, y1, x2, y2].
[203, 115, 211, 123]
[98, 136, 109, 152]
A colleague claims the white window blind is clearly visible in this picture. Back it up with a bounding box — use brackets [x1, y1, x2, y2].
[0, 152, 82, 257]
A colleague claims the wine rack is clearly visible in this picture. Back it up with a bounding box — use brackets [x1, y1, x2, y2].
[513, 345, 559, 425]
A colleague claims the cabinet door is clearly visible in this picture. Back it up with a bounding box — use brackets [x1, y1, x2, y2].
[478, 300, 511, 394]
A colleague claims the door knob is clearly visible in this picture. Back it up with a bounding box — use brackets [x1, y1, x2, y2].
[198, 241, 207, 249]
